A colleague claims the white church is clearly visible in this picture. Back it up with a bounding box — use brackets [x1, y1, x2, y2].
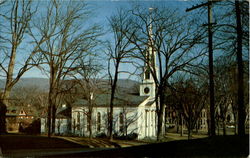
[41, 29, 159, 139]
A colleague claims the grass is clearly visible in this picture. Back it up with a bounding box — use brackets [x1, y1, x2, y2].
[0, 133, 87, 151]
[0, 133, 248, 157]
[46, 135, 249, 157]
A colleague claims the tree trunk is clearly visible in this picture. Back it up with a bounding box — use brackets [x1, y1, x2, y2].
[47, 86, 55, 137]
[234, 116, 238, 135]
[181, 114, 183, 137]
[217, 121, 220, 135]
[188, 116, 192, 140]
[188, 128, 192, 140]
[67, 106, 72, 134]
[47, 104, 52, 138]
[109, 64, 119, 140]
[88, 110, 92, 138]
[157, 111, 163, 141]
[156, 92, 165, 141]
[176, 113, 179, 133]
[235, 0, 245, 136]
[0, 102, 7, 134]
[0, 89, 12, 134]
[222, 120, 226, 136]
[51, 104, 56, 134]
[73, 119, 75, 134]
[207, 117, 211, 136]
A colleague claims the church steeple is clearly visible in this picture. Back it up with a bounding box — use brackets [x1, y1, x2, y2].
[140, 8, 157, 98]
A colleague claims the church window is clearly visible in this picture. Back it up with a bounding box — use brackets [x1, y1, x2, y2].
[87, 114, 90, 132]
[145, 69, 150, 79]
[77, 112, 80, 130]
[145, 110, 148, 127]
[227, 115, 231, 122]
[97, 112, 101, 132]
[77, 112, 80, 124]
[119, 113, 124, 133]
[151, 111, 154, 126]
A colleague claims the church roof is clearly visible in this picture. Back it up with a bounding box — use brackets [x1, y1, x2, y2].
[73, 93, 148, 107]
[145, 100, 155, 106]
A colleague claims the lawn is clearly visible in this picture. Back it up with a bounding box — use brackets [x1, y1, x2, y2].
[46, 135, 249, 157]
[0, 133, 248, 157]
[0, 134, 87, 151]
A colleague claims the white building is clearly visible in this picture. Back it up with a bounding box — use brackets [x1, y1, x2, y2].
[41, 15, 160, 139]
[41, 60, 159, 139]
[71, 17, 159, 139]
[72, 92, 157, 139]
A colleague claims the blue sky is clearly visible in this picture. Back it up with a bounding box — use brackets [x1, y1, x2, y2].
[21, 0, 195, 79]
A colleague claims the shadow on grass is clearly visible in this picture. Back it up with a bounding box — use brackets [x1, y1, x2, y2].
[0, 133, 88, 151]
[46, 135, 249, 158]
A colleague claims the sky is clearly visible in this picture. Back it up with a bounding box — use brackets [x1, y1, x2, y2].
[20, 0, 195, 80]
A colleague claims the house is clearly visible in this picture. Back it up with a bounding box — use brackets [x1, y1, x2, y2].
[6, 105, 36, 132]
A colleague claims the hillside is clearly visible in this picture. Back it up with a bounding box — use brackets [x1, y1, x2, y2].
[0, 78, 49, 92]
[0, 78, 139, 93]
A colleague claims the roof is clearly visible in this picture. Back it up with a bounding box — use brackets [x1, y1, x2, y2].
[145, 100, 154, 106]
[73, 93, 148, 108]
[57, 107, 71, 118]
[40, 106, 72, 118]
[6, 106, 36, 117]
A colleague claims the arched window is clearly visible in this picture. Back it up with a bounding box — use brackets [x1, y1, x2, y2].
[151, 111, 154, 126]
[87, 112, 90, 132]
[119, 113, 124, 133]
[77, 112, 80, 130]
[97, 112, 101, 132]
[145, 69, 150, 79]
[227, 115, 231, 122]
[77, 112, 80, 123]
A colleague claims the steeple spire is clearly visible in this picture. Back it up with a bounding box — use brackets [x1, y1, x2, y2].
[139, 7, 157, 98]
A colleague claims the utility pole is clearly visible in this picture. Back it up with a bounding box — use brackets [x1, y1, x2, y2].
[186, 0, 216, 136]
[235, 0, 245, 136]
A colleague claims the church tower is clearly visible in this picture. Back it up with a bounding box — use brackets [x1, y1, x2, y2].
[140, 8, 157, 99]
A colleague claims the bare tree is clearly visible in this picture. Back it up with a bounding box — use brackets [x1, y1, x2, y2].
[0, 0, 44, 133]
[34, 0, 101, 137]
[57, 79, 79, 135]
[213, 58, 235, 136]
[106, 9, 136, 140]
[75, 56, 103, 138]
[214, 0, 249, 136]
[123, 6, 205, 140]
[170, 78, 208, 139]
